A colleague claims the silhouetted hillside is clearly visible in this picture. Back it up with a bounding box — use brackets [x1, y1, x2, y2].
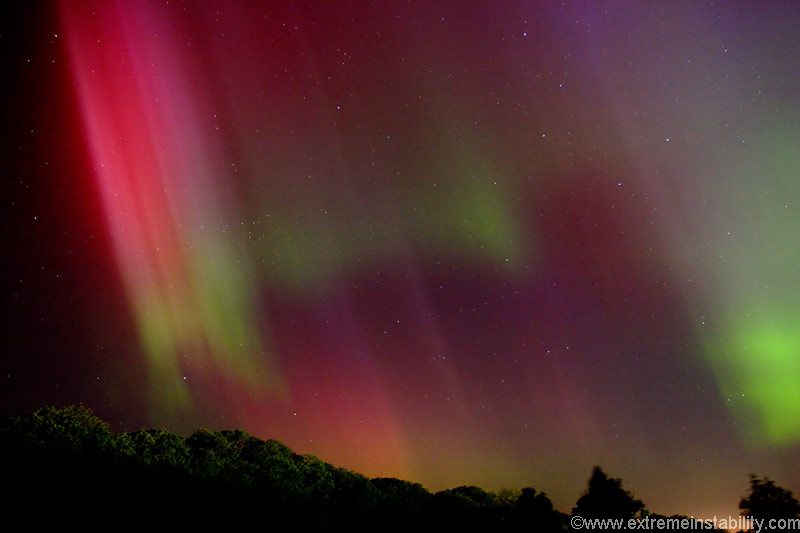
[0, 406, 794, 531]
[0, 406, 564, 529]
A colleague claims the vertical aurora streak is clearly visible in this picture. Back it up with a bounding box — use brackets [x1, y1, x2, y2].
[61, 2, 282, 419]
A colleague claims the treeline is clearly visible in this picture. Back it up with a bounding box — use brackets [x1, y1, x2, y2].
[0, 406, 796, 530]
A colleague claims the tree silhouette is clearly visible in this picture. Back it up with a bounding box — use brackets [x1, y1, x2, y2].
[509, 487, 565, 531]
[739, 475, 800, 532]
[433, 485, 499, 530]
[572, 466, 646, 519]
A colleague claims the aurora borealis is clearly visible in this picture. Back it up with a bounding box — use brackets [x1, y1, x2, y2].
[3, 0, 800, 520]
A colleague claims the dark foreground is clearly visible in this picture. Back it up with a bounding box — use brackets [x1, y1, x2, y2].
[1, 406, 796, 530]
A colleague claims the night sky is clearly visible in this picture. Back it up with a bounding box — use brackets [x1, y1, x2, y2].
[3, 0, 800, 519]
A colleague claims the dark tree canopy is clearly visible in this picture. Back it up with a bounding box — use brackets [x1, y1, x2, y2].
[739, 474, 800, 531]
[0, 406, 794, 531]
[572, 465, 647, 519]
[0, 405, 567, 530]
